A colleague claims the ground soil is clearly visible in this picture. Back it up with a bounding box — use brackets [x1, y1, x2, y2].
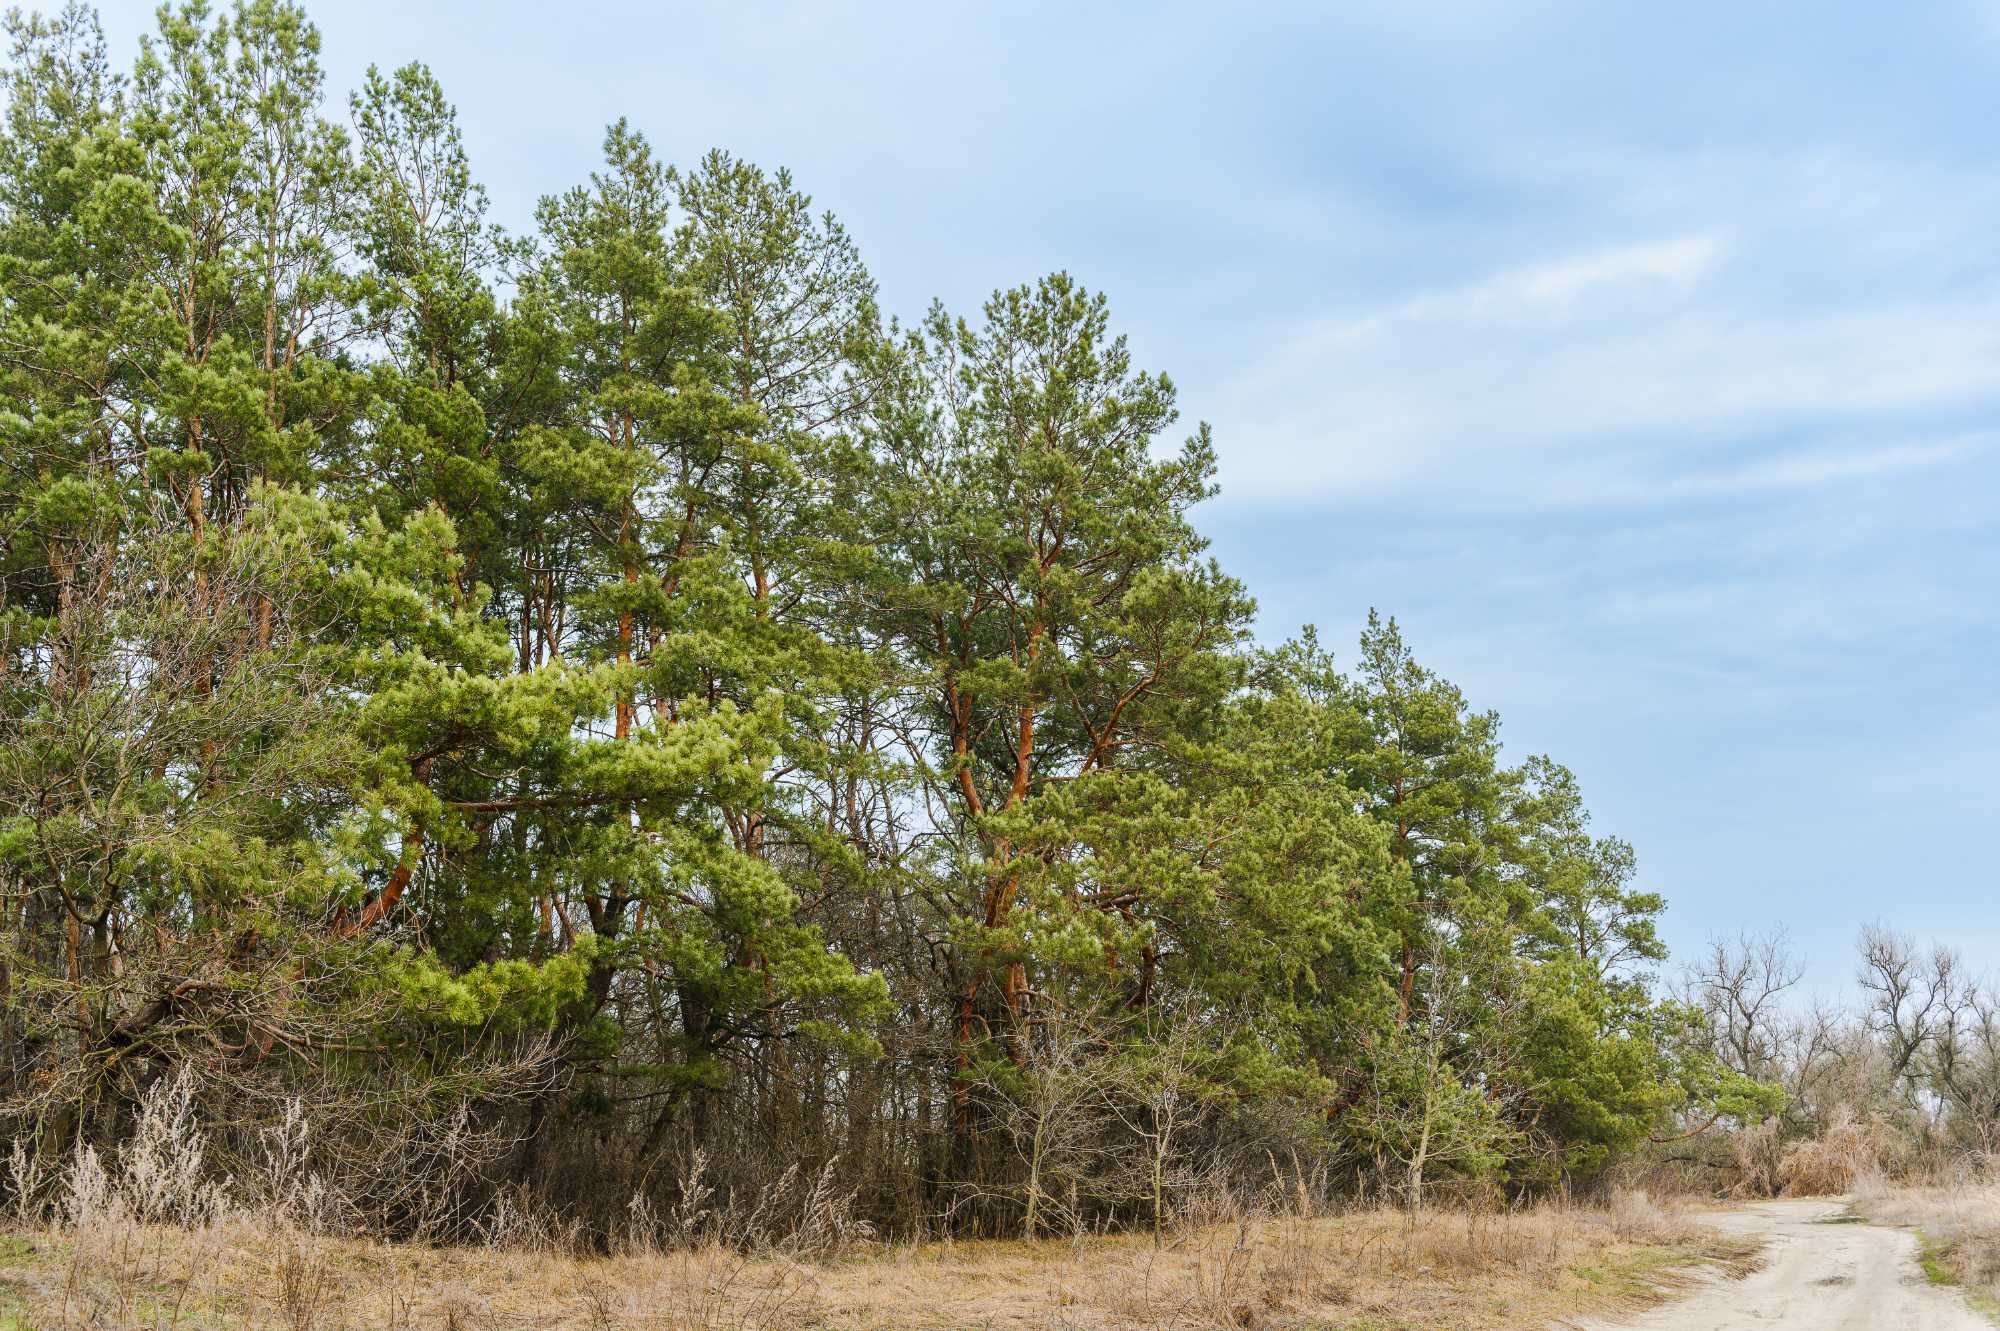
[1576, 1197, 1990, 1331]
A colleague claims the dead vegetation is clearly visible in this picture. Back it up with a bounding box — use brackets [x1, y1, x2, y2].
[0, 1066, 1761, 1330]
[1722, 1105, 1897, 1199]
[0, 1187, 1754, 1331]
[1773, 1108, 1892, 1197]
[1, 1067, 1784, 1331]
[1854, 1181, 2000, 1315]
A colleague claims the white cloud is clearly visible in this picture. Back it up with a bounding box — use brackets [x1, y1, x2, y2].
[1199, 153, 2000, 506]
[1499, 234, 1719, 306]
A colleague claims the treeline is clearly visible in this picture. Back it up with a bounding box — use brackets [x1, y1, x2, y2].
[1666, 928, 2000, 1195]
[0, 2, 1762, 1241]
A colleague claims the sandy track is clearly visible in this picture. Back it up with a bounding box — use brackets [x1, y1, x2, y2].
[1578, 1197, 1989, 1330]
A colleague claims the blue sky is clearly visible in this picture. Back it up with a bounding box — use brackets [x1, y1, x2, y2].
[91, 0, 2000, 996]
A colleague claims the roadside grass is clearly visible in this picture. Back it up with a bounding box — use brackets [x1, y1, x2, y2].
[0, 1192, 1759, 1331]
[1854, 1184, 2000, 1324]
[1915, 1231, 2000, 1323]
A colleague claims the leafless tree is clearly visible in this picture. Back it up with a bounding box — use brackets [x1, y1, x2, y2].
[988, 998, 1120, 1239]
[1694, 929, 1802, 1082]
[1927, 980, 2000, 1151]
[1104, 1005, 1222, 1244]
[1857, 924, 1955, 1098]
[1355, 933, 1516, 1213]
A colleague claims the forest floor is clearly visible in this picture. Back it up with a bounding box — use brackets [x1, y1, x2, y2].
[0, 1194, 1762, 1331]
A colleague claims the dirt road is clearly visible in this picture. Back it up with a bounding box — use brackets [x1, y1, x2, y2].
[1579, 1197, 1990, 1331]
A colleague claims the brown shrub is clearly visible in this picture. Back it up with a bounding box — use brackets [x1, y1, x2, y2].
[1731, 1118, 1784, 1198]
[1777, 1106, 1885, 1197]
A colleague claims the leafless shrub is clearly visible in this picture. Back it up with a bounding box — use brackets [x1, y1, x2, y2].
[43, 1072, 240, 1329]
[6, 1137, 50, 1225]
[274, 1230, 340, 1331]
[119, 1066, 230, 1227]
[1778, 1104, 1886, 1195]
[1605, 1186, 1694, 1244]
[1731, 1116, 1784, 1198]
[785, 1156, 874, 1256]
[257, 1097, 335, 1231]
[58, 1141, 122, 1233]
[668, 1149, 715, 1246]
[1106, 1007, 1228, 1244]
[617, 1146, 871, 1258]
[990, 998, 1123, 1239]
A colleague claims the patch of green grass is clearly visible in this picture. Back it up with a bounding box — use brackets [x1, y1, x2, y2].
[1293, 1235, 1756, 1330]
[1915, 1231, 2000, 1325]
[1574, 1247, 1660, 1296]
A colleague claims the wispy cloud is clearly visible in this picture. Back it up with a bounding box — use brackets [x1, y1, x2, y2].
[1486, 234, 1720, 307]
[1662, 434, 1990, 496]
[1199, 150, 2000, 508]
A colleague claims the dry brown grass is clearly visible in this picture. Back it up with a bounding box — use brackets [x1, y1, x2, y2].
[1854, 1181, 2000, 1316]
[0, 1188, 1759, 1331]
